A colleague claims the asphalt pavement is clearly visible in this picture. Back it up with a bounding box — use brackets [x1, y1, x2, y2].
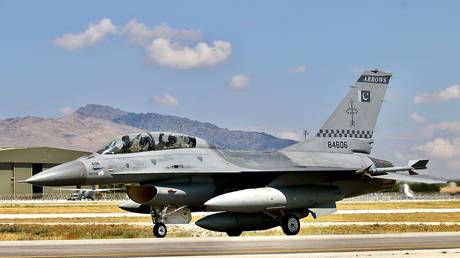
[0, 232, 459, 257]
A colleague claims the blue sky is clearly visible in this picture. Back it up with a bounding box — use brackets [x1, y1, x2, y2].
[1, 1, 460, 178]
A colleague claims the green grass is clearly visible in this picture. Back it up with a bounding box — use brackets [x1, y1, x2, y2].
[0, 200, 459, 240]
[2, 211, 460, 224]
[1, 224, 460, 240]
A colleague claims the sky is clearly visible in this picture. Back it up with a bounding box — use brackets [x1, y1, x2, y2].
[1, 0, 460, 178]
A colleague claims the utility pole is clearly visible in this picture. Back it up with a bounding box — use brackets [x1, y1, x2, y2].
[303, 130, 309, 141]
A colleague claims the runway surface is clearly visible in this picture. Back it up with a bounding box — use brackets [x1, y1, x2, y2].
[0, 232, 459, 257]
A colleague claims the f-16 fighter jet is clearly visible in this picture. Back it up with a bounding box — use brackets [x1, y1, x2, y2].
[55, 186, 123, 201]
[24, 69, 445, 237]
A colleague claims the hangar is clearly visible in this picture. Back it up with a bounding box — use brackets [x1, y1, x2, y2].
[0, 147, 90, 194]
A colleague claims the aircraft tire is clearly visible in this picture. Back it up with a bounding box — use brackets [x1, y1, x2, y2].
[281, 215, 300, 235]
[153, 223, 167, 238]
[226, 230, 242, 237]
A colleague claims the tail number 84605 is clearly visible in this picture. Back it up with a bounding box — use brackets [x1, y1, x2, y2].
[327, 141, 348, 149]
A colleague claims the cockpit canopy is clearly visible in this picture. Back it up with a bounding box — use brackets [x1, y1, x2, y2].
[97, 132, 200, 155]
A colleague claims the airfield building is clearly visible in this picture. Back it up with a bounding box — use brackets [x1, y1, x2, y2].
[0, 147, 90, 195]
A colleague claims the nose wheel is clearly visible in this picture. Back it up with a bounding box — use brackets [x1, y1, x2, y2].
[153, 223, 167, 238]
[281, 214, 300, 235]
[151, 207, 169, 238]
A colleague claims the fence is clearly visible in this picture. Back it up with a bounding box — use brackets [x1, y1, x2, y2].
[0, 192, 128, 201]
[344, 192, 460, 201]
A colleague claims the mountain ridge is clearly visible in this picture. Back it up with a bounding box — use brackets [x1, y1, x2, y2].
[75, 104, 297, 151]
[0, 104, 296, 152]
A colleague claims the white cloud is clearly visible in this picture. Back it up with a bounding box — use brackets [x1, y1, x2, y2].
[278, 131, 303, 141]
[58, 106, 75, 115]
[146, 39, 231, 69]
[122, 20, 202, 46]
[122, 20, 229, 69]
[151, 94, 179, 107]
[414, 84, 460, 104]
[374, 126, 460, 179]
[227, 75, 250, 91]
[393, 150, 406, 161]
[234, 124, 305, 142]
[414, 137, 460, 160]
[290, 65, 306, 73]
[432, 121, 460, 134]
[409, 112, 427, 123]
[54, 18, 117, 50]
[55, 19, 229, 69]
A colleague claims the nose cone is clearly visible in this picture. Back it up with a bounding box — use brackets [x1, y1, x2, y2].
[24, 160, 87, 186]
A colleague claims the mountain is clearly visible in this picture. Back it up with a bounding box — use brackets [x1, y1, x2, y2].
[76, 104, 296, 151]
[0, 114, 139, 152]
[0, 105, 296, 152]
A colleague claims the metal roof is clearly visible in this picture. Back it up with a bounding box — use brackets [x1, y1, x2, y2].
[0, 146, 90, 164]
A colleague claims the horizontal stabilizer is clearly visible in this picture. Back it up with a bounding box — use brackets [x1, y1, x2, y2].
[373, 173, 446, 184]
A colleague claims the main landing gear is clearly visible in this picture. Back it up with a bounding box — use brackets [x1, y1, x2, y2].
[280, 214, 300, 235]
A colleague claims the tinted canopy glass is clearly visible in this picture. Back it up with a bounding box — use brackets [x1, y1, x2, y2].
[97, 132, 197, 154]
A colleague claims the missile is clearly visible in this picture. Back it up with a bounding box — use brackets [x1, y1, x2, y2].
[204, 185, 344, 213]
[358, 160, 429, 176]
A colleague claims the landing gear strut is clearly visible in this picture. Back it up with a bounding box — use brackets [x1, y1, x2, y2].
[151, 207, 168, 238]
[280, 214, 300, 235]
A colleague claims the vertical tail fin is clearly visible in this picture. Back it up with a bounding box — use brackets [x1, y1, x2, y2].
[283, 69, 392, 154]
[318, 69, 391, 139]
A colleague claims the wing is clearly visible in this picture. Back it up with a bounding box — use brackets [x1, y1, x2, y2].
[372, 173, 446, 184]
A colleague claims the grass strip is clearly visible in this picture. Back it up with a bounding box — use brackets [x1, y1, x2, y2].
[2, 212, 460, 224]
[1, 224, 460, 240]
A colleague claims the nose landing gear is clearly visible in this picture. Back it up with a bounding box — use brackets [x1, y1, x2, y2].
[153, 222, 167, 238]
[150, 206, 191, 238]
[151, 207, 169, 238]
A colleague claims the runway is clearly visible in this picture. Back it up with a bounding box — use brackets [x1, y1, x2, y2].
[0, 232, 459, 257]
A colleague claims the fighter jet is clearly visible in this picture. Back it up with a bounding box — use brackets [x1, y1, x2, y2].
[24, 69, 445, 238]
[55, 186, 123, 201]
